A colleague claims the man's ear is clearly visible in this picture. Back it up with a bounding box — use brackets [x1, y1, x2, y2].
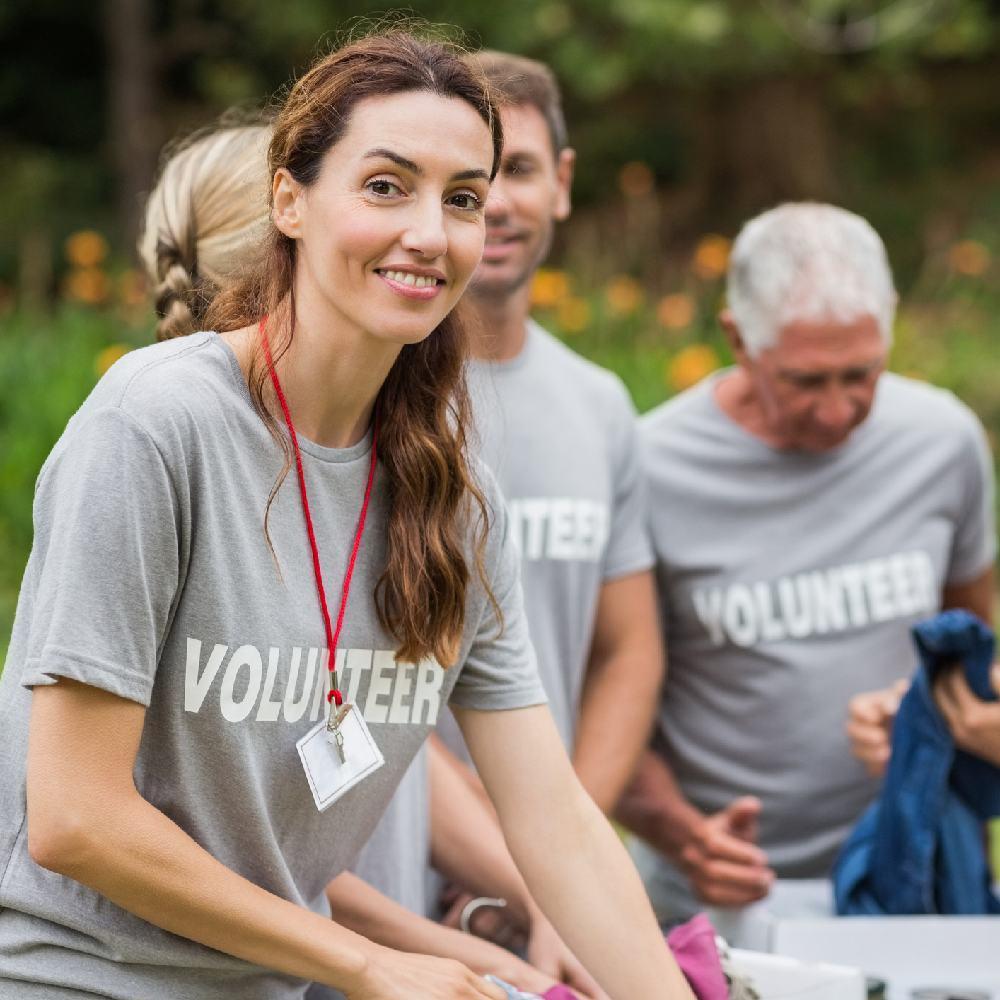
[553, 147, 575, 222]
[719, 309, 751, 367]
[272, 168, 304, 239]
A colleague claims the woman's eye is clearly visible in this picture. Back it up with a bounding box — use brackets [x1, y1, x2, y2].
[447, 191, 483, 211]
[366, 178, 403, 198]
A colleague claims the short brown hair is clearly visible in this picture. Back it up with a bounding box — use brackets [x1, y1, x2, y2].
[469, 50, 567, 156]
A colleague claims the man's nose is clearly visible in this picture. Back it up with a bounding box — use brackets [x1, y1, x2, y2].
[814, 384, 856, 428]
[484, 178, 510, 221]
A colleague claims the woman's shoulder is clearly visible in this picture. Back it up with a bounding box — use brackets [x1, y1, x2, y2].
[92, 332, 235, 419]
[43, 333, 242, 483]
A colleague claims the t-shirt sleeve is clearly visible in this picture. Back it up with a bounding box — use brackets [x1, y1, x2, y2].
[449, 478, 548, 713]
[19, 406, 182, 705]
[601, 380, 654, 581]
[946, 406, 998, 585]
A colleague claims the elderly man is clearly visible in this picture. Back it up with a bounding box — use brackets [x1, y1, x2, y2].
[618, 202, 996, 926]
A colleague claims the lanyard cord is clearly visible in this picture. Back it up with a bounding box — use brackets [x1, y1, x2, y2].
[259, 318, 378, 707]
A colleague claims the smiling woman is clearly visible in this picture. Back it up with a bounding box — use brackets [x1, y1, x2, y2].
[0, 27, 695, 1000]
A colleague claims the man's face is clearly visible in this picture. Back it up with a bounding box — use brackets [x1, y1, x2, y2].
[742, 313, 888, 452]
[471, 102, 574, 298]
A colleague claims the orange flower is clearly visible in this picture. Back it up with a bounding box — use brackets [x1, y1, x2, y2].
[95, 344, 130, 376]
[604, 275, 644, 316]
[657, 292, 695, 330]
[557, 296, 591, 334]
[65, 230, 109, 268]
[666, 344, 720, 391]
[692, 235, 731, 280]
[118, 268, 147, 307]
[65, 267, 111, 305]
[531, 268, 571, 308]
[948, 240, 991, 277]
[618, 161, 655, 200]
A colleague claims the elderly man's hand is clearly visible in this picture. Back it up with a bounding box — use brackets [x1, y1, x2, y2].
[846, 679, 909, 777]
[679, 797, 775, 908]
[934, 663, 1000, 768]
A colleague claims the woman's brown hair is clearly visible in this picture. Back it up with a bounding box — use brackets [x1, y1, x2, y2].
[206, 30, 504, 667]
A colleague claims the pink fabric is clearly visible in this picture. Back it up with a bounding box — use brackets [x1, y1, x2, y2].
[666, 913, 729, 1000]
[539, 913, 726, 1000]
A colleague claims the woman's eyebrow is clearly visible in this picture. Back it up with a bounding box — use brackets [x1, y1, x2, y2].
[451, 168, 490, 182]
[363, 148, 489, 183]
[364, 148, 420, 173]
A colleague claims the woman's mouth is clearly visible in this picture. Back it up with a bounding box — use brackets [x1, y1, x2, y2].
[375, 268, 446, 300]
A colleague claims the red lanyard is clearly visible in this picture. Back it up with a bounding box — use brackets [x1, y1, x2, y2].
[259, 318, 378, 708]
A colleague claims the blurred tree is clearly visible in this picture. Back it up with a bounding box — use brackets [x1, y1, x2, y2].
[105, 0, 157, 246]
[0, 0, 997, 264]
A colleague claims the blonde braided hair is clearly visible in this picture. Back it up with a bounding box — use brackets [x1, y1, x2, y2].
[139, 124, 272, 340]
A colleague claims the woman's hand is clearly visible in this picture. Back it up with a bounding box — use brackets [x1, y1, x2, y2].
[345, 947, 508, 1000]
[527, 914, 607, 999]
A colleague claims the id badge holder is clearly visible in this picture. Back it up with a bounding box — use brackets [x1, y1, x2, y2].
[296, 705, 385, 812]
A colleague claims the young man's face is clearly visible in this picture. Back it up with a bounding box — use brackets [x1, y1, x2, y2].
[471, 102, 574, 299]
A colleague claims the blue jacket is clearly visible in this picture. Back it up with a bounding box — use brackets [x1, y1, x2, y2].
[834, 609, 1000, 915]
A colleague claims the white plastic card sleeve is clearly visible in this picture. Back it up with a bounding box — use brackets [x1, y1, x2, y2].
[296, 706, 385, 812]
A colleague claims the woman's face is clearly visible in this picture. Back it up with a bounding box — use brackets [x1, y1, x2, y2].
[273, 89, 495, 346]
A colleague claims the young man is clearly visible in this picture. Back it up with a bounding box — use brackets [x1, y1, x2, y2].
[435, 51, 662, 799]
[618, 203, 996, 931]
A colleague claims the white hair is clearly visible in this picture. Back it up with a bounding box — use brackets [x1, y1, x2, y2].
[726, 202, 897, 356]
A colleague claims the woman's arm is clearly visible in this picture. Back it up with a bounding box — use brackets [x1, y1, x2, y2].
[455, 703, 696, 1000]
[326, 872, 571, 996]
[428, 736, 605, 996]
[27, 679, 504, 1000]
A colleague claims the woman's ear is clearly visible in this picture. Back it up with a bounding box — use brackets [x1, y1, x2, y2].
[272, 168, 304, 240]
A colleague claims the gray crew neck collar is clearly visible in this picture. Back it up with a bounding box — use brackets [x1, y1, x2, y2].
[209, 332, 375, 465]
[469, 319, 538, 375]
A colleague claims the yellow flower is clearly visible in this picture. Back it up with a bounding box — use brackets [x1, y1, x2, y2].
[604, 275, 644, 316]
[692, 235, 731, 280]
[65, 267, 111, 305]
[557, 296, 591, 334]
[948, 240, 991, 277]
[118, 268, 147, 307]
[65, 230, 109, 268]
[531, 268, 571, 308]
[656, 292, 695, 330]
[95, 344, 130, 376]
[667, 344, 720, 391]
[618, 161, 654, 200]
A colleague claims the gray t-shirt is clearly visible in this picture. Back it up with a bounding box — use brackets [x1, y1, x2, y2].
[641, 370, 997, 879]
[350, 743, 430, 914]
[0, 333, 546, 999]
[441, 321, 653, 754]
